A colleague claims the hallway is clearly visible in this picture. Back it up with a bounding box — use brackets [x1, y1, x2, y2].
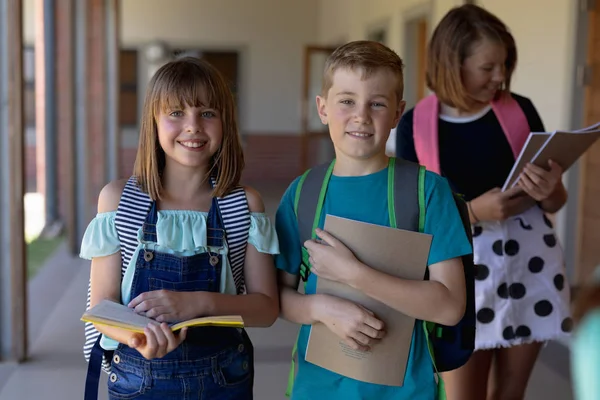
[0, 183, 576, 400]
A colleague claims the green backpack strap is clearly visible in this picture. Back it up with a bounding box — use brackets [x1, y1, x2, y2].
[393, 160, 446, 399]
[286, 161, 334, 397]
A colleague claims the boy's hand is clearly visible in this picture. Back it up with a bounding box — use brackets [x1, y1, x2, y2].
[128, 290, 206, 323]
[128, 323, 188, 360]
[314, 294, 386, 352]
[304, 228, 362, 285]
[518, 160, 563, 201]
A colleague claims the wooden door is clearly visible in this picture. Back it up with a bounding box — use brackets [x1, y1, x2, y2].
[299, 46, 338, 173]
[577, 2, 600, 282]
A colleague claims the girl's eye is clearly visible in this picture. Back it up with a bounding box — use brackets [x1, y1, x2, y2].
[170, 111, 183, 117]
[202, 111, 216, 118]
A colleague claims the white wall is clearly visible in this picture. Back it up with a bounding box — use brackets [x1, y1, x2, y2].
[479, 0, 578, 132]
[22, 0, 320, 134]
[121, 0, 319, 134]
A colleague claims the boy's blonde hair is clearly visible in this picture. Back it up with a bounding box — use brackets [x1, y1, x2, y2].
[321, 40, 405, 102]
[133, 57, 244, 200]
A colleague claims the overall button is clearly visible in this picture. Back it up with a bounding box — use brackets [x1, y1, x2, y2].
[113, 354, 120, 364]
[237, 344, 244, 353]
[143, 251, 154, 262]
[109, 373, 118, 383]
[242, 361, 249, 370]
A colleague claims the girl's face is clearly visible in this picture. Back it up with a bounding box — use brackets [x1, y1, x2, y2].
[461, 37, 507, 107]
[156, 93, 223, 171]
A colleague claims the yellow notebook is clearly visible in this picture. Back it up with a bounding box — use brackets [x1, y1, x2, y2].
[81, 299, 244, 333]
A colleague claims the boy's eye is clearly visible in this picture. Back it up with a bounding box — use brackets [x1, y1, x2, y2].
[372, 102, 386, 108]
[340, 100, 354, 105]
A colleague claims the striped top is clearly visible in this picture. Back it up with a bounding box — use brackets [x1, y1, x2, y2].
[81, 176, 277, 372]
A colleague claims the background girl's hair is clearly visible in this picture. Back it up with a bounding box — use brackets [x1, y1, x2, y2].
[426, 4, 517, 111]
[133, 57, 244, 199]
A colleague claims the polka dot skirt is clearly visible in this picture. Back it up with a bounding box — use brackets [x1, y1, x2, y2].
[472, 206, 572, 350]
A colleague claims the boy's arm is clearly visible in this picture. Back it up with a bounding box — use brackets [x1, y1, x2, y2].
[275, 180, 385, 351]
[305, 173, 471, 326]
[344, 257, 465, 326]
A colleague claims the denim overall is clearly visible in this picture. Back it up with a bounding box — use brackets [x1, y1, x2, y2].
[88, 197, 254, 400]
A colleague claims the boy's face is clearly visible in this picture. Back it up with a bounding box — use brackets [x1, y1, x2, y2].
[316, 67, 404, 163]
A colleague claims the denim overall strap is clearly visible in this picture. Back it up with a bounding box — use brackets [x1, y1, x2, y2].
[207, 196, 225, 248]
[141, 201, 158, 243]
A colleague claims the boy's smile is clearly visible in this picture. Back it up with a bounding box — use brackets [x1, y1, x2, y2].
[316, 67, 404, 170]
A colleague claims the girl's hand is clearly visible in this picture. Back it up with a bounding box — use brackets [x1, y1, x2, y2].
[470, 186, 536, 222]
[128, 290, 207, 323]
[518, 160, 563, 201]
[128, 323, 188, 360]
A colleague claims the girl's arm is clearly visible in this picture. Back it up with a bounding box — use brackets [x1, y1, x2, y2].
[90, 180, 186, 359]
[200, 186, 280, 327]
[89, 180, 143, 345]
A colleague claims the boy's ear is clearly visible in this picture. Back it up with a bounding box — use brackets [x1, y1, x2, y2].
[393, 100, 406, 127]
[316, 95, 328, 125]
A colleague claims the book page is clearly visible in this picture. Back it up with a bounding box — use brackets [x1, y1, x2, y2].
[529, 129, 600, 174]
[305, 215, 431, 387]
[82, 300, 157, 332]
[502, 132, 551, 191]
[82, 299, 244, 332]
[172, 315, 244, 330]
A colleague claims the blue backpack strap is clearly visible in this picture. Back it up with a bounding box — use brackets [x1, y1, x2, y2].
[84, 177, 152, 400]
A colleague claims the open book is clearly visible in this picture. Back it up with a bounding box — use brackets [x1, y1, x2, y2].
[502, 122, 600, 191]
[81, 299, 244, 333]
[304, 215, 431, 387]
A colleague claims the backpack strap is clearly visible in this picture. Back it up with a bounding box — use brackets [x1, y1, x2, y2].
[212, 182, 251, 294]
[390, 157, 423, 231]
[413, 94, 531, 174]
[491, 95, 531, 159]
[413, 94, 441, 174]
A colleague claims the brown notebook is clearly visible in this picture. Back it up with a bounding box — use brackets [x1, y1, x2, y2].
[305, 215, 432, 387]
[503, 122, 600, 191]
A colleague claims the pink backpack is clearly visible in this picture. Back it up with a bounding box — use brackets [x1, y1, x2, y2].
[412, 94, 531, 174]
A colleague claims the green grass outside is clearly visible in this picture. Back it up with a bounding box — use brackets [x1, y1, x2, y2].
[26, 234, 64, 279]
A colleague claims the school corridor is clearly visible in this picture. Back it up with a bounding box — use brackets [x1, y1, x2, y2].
[1, 0, 600, 399]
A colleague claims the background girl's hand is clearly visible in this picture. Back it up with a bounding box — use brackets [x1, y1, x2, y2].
[470, 186, 536, 222]
[518, 160, 563, 201]
[128, 323, 187, 360]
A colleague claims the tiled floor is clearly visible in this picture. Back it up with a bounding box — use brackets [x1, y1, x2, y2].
[0, 182, 575, 399]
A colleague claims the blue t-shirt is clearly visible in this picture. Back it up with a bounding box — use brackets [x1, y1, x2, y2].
[275, 164, 473, 400]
